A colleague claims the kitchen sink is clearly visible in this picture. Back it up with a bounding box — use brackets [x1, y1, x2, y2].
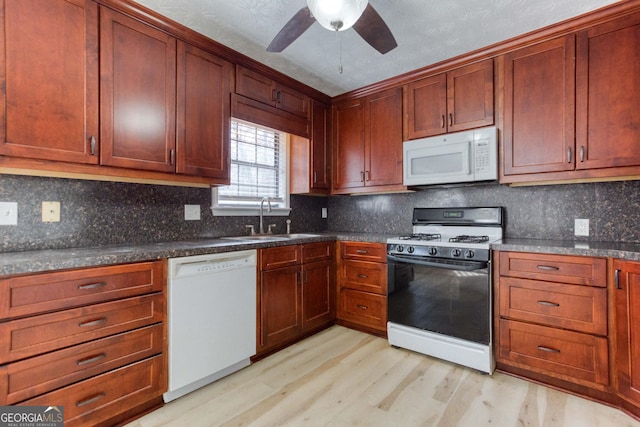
[222, 233, 321, 243]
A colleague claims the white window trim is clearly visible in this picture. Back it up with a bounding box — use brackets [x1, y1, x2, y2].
[211, 120, 291, 217]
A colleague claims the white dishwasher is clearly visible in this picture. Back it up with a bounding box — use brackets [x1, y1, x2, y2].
[164, 250, 257, 403]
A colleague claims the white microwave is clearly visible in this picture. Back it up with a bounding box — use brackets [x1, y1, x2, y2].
[403, 126, 497, 187]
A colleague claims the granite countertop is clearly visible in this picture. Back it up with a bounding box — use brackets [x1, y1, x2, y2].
[492, 238, 640, 261]
[0, 232, 393, 277]
[4, 233, 640, 277]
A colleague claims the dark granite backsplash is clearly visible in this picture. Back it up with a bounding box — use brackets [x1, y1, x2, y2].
[2, 174, 640, 252]
[327, 180, 640, 244]
[0, 175, 328, 252]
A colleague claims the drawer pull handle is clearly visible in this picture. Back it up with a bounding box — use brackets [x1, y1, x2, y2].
[77, 281, 107, 290]
[356, 304, 368, 310]
[77, 352, 107, 366]
[76, 392, 106, 407]
[79, 317, 108, 328]
[537, 300, 560, 307]
[537, 265, 559, 271]
[537, 345, 560, 353]
[356, 250, 368, 254]
[357, 274, 369, 279]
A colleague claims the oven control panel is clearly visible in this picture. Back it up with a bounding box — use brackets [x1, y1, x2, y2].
[387, 244, 489, 261]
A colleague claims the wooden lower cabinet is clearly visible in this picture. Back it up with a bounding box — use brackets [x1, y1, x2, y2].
[0, 261, 166, 426]
[337, 241, 387, 335]
[613, 259, 640, 417]
[256, 242, 335, 357]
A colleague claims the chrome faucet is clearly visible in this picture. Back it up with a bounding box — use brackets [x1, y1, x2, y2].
[259, 196, 272, 234]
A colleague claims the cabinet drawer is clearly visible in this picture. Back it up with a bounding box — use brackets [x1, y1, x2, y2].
[260, 245, 301, 270]
[22, 355, 165, 427]
[342, 260, 387, 294]
[338, 289, 386, 331]
[499, 252, 606, 287]
[498, 319, 609, 387]
[499, 277, 607, 335]
[341, 241, 386, 262]
[302, 241, 332, 263]
[0, 261, 164, 320]
[0, 294, 163, 363]
[0, 324, 163, 405]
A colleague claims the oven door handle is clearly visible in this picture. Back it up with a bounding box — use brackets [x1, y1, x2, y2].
[387, 254, 488, 271]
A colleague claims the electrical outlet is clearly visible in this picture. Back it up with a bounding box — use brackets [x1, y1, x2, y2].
[0, 202, 18, 225]
[575, 218, 589, 236]
[42, 201, 60, 223]
[184, 204, 201, 221]
[322, 207, 328, 219]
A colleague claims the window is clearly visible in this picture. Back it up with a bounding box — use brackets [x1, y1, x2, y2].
[212, 119, 290, 216]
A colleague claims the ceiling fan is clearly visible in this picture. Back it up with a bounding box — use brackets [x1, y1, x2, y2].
[267, 0, 397, 54]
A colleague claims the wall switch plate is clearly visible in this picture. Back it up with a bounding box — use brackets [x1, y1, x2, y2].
[575, 218, 589, 236]
[0, 202, 18, 225]
[184, 204, 201, 221]
[322, 207, 328, 219]
[42, 201, 61, 222]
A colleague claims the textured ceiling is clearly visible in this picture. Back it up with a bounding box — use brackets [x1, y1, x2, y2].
[134, 0, 621, 96]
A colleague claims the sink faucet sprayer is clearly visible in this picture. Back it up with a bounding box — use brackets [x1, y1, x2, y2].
[259, 196, 272, 234]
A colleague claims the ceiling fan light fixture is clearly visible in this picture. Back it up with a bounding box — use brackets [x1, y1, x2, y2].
[307, 0, 368, 32]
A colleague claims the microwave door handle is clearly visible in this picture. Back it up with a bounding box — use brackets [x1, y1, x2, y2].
[467, 141, 472, 175]
[387, 254, 487, 271]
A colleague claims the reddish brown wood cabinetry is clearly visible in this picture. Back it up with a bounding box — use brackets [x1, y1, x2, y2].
[337, 241, 387, 335]
[0, 261, 166, 426]
[332, 87, 403, 193]
[404, 59, 494, 139]
[495, 251, 609, 391]
[0, 0, 99, 164]
[502, 11, 640, 184]
[257, 242, 334, 357]
[613, 259, 640, 415]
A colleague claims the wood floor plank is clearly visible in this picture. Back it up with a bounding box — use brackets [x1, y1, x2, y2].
[126, 326, 640, 427]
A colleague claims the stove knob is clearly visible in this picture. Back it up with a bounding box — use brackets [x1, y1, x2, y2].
[396, 245, 404, 253]
[407, 246, 415, 254]
[428, 247, 438, 256]
[452, 248, 462, 257]
[465, 250, 475, 259]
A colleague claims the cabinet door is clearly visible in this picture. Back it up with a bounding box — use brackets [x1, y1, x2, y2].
[311, 100, 331, 190]
[332, 99, 365, 190]
[576, 13, 640, 170]
[100, 7, 176, 172]
[176, 41, 231, 179]
[447, 59, 494, 133]
[365, 87, 403, 187]
[259, 266, 301, 350]
[302, 260, 334, 331]
[503, 35, 576, 176]
[403, 73, 447, 139]
[0, 0, 99, 164]
[613, 259, 640, 406]
[277, 84, 310, 118]
[235, 65, 276, 107]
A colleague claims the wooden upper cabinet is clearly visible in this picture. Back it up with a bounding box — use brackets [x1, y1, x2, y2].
[99, 7, 176, 173]
[0, 0, 99, 164]
[333, 87, 403, 192]
[332, 98, 365, 190]
[365, 87, 403, 187]
[503, 35, 576, 176]
[176, 41, 231, 180]
[404, 59, 494, 139]
[576, 13, 640, 170]
[235, 65, 309, 118]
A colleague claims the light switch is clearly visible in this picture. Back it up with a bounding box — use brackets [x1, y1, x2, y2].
[185, 204, 201, 221]
[0, 202, 18, 225]
[42, 201, 61, 222]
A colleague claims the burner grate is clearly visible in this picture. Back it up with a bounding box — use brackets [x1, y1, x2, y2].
[448, 235, 490, 243]
[399, 233, 442, 241]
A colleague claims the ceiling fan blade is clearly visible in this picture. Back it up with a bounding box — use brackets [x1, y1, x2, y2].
[353, 4, 397, 54]
[266, 7, 316, 52]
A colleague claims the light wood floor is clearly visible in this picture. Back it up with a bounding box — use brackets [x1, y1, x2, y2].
[127, 326, 640, 427]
